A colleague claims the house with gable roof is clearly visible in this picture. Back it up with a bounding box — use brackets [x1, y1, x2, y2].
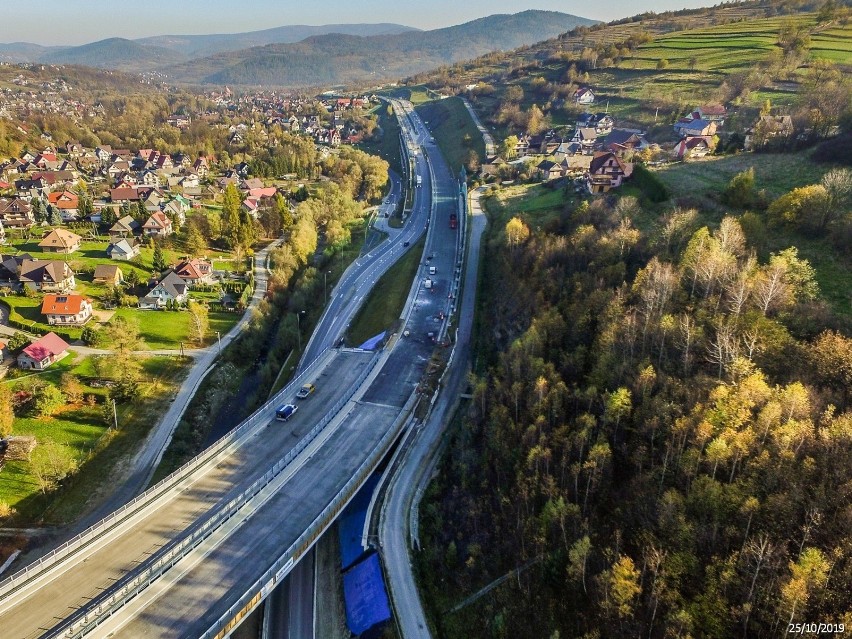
[38, 228, 82, 254]
[41, 293, 93, 325]
[138, 271, 188, 309]
[17, 332, 70, 370]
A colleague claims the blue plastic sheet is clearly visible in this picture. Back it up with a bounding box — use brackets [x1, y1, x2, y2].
[343, 553, 392, 636]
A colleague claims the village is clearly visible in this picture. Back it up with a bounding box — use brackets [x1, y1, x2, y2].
[479, 85, 799, 194]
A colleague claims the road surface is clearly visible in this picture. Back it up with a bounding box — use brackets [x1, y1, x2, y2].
[379, 185, 487, 639]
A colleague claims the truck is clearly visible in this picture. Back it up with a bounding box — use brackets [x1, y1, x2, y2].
[416, 175, 422, 187]
[449, 213, 457, 230]
[275, 404, 298, 421]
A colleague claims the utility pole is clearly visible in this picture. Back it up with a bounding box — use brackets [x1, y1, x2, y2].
[112, 398, 118, 431]
[324, 270, 331, 303]
[216, 331, 221, 353]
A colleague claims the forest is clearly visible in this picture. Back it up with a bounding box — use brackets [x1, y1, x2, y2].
[417, 173, 852, 637]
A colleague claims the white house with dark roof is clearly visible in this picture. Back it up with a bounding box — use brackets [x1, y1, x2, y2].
[138, 271, 188, 309]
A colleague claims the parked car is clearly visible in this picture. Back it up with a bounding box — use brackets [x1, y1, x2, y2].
[296, 383, 316, 399]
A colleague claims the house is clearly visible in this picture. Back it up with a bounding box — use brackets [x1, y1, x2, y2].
[0, 340, 6, 361]
[93, 264, 124, 285]
[674, 136, 714, 160]
[110, 187, 142, 203]
[142, 211, 173, 236]
[106, 239, 140, 261]
[138, 271, 188, 309]
[172, 258, 214, 286]
[574, 87, 596, 105]
[38, 228, 82, 254]
[480, 156, 509, 178]
[0, 253, 29, 281]
[17, 332, 70, 370]
[537, 159, 564, 181]
[47, 190, 80, 221]
[192, 157, 209, 178]
[744, 115, 795, 150]
[605, 129, 647, 155]
[674, 117, 717, 138]
[585, 151, 633, 194]
[109, 215, 140, 239]
[571, 127, 598, 150]
[19, 259, 75, 292]
[0, 198, 34, 228]
[40, 294, 93, 326]
[695, 104, 727, 124]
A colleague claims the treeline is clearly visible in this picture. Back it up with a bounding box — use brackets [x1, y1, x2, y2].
[419, 191, 852, 637]
[320, 146, 390, 203]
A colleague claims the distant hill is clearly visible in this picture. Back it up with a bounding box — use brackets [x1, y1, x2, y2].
[163, 10, 598, 87]
[38, 38, 188, 72]
[136, 23, 419, 58]
[0, 42, 58, 63]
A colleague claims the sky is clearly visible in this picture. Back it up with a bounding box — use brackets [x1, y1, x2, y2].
[1, 0, 713, 46]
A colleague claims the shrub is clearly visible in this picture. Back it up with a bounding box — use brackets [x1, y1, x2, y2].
[631, 165, 669, 203]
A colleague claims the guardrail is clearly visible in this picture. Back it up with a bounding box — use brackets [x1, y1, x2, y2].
[0, 347, 334, 608]
[200, 390, 421, 639]
[44, 350, 383, 639]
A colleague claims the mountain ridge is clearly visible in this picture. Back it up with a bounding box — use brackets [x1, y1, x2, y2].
[164, 10, 598, 87]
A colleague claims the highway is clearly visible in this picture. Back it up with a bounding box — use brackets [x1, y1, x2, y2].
[0, 98, 461, 639]
[379, 186, 488, 639]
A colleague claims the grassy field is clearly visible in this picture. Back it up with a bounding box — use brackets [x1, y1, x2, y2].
[0, 354, 190, 524]
[346, 236, 425, 347]
[484, 183, 576, 230]
[357, 103, 403, 175]
[415, 97, 486, 175]
[655, 151, 851, 317]
[111, 307, 239, 350]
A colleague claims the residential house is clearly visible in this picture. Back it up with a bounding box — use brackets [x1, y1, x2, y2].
[17, 332, 70, 370]
[192, 157, 210, 178]
[0, 253, 30, 281]
[40, 294, 93, 326]
[109, 215, 141, 239]
[585, 151, 633, 194]
[172, 258, 214, 286]
[19, 259, 75, 292]
[674, 117, 717, 138]
[106, 239, 141, 261]
[574, 87, 596, 105]
[0, 339, 7, 361]
[537, 159, 564, 181]
[480, 156, 509, 178]
[138, 271, 188, 309]
[110, 187, 142, 203]
[93, 264, 124, 285]
[605, 129, 648, 157]
[744, 115, 795, 150]
[140, 170, 160, 187]
[47, 190, 79, 221]
[674, 136, 714, 160]
[38, 228, 82, 254]
[0, 198, 34, 228]
[142, 211, 173, 236]
[695, 104, 727, 124]
[571, 127, 598, 150]
[161, 199, 186, 225]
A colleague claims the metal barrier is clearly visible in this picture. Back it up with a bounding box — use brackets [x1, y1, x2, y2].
[200, 391, 421, 639]
[0, 348, 334, 608]
[44, 350, 383, 639]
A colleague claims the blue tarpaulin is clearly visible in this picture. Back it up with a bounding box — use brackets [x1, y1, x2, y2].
[343, 553, 392, 636]
[338, 474, 380, 570]
[357, 331, 386, 350]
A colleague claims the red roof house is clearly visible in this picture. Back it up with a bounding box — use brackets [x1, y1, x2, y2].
[18, 332, 70, 370]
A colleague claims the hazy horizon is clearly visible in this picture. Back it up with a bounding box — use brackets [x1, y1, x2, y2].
[3, 0, 714, 46]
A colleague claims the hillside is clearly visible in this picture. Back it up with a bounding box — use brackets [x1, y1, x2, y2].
[161, 11, 598, 87]
[39, 38, 188, 72]
[135, 23, 419, 58]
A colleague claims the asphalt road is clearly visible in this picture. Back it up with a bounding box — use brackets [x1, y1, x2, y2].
[0, 349, 373, 639]
[379, 186, 488, 639]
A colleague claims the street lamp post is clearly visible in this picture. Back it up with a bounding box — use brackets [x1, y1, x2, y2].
[324, 270, 332, 303]
[111, 398, 118, 431]
[296, 310, 305, 353]
[216, 330, 221, 353]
